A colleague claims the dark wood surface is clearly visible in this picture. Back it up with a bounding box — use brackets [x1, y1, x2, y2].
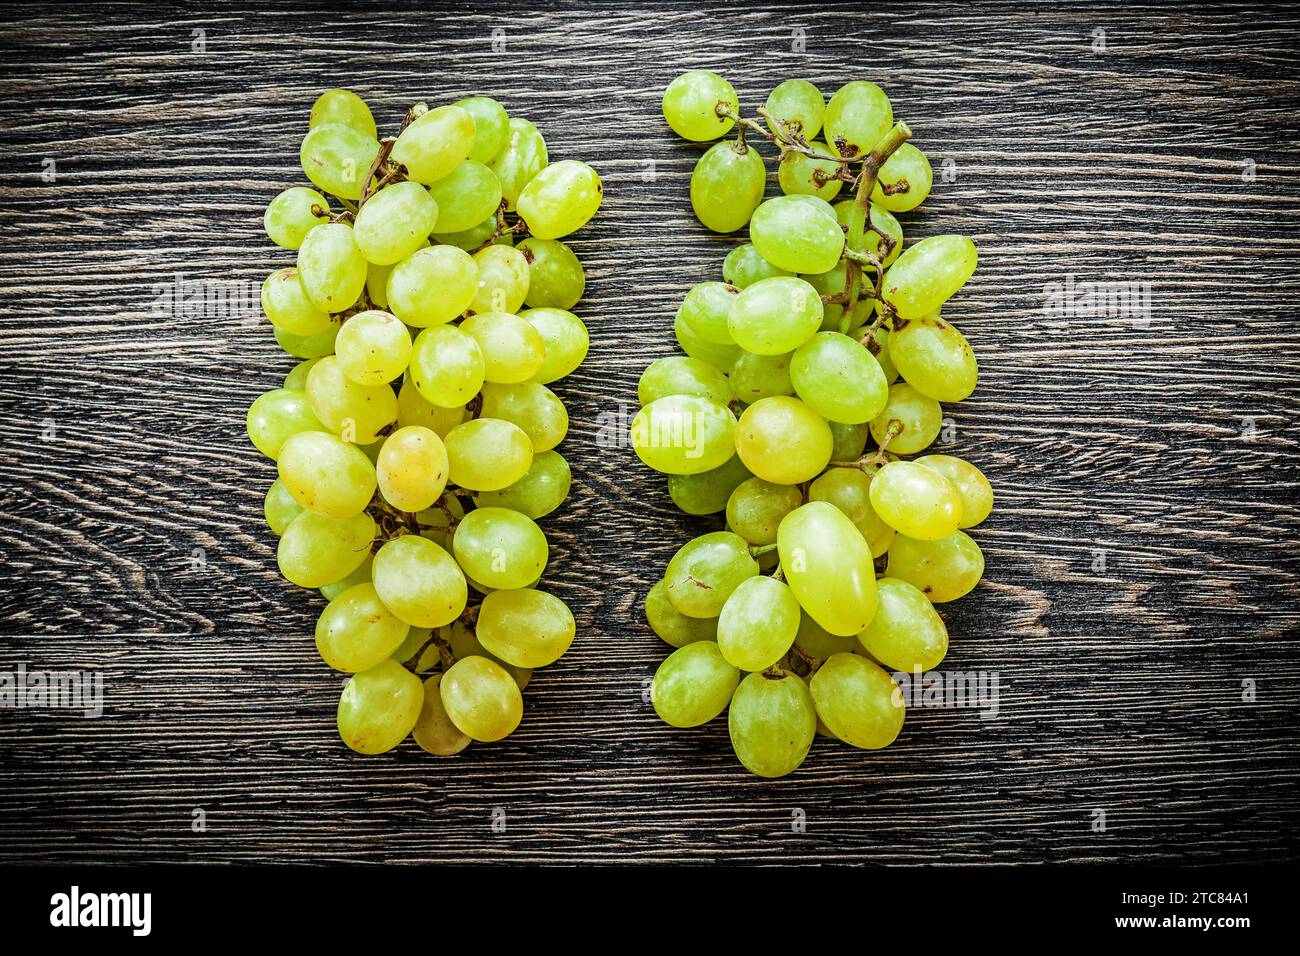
[1, 2, 1298, 865]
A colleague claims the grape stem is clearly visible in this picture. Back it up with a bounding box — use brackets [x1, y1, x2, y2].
[843, 122, 912, 320]
[402, 631, 443, 673]
[749, 543, 779, 558]
[829, 423, 901, 471]
[715, 104, 856, 165]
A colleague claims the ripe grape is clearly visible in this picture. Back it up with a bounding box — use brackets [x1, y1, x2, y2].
[473, 449, 571, 519]
[677, 281, 739, 347]
[749, 195, 846, 274]
[413, 674, 472, 756]
[305, 355, 398, 443]
[871, 143, 933, 212]
[460, 310, 545, 383]
[277, 511, 375, 588]
[828, 420, 870, 462]
[793, 612, 859, 660]
[722, 243, 793, 288]
[664, 531, 758, 618]
[691, 141, 766, 232]
[764, 79, 825, 138]
[264, 478, 305, 536]
[518, 240, 584, 310]
[716, 576, 801, 671]
[278, 430, 377, 518]
[479, 381, 568, 452]
[274, 320, 340, 359]
[645, 579, 719, 648]
[390, 104, 476, 184]
[316, 583, 409, 673]
[808, 467, 894, 557]
[426, 160, 502, 234]
[395, 378, 464, 436]
[264, 187, 330, 250]
[726, 477, 803, 546]
[443, 417, 534, 490]
[883, 234, 978, 319]
[372, 534, 468, 628]
[334, 309, 412, 386]
[674, 309, 743, 371]
[309, 89, 377, 138]
[890, 314, 978, 402]
[808, 653, 905, 749]
[667, 454, 752, 516]
[521, 307, 589, 383]
[662, 70, 738, 141]
[778, 140, 843, 201]
[735, 396, 833, 485]
[376, 426, 449, 513]
[729, 350, 794, 402]
[386, 245, 479, 327]
[490, 117, 548, 211]
[409, 324, 486, 408]
[869, 459, 963, 540]
[858, 577, 948, 672]
[299, 123, 380, 201]
[454, 96, 509, 164]
[261, 269, 332, 337]
[729, 277, 823, 354]
[886, 530, 985, 603]
[777, 501, 877, 636]
[789, 331, 889, 423]
[471, 244, 530, 314]
[353, 180, 439, 265]
[246, 387, 327, 460]
[914, 454, 994, 528]
[296, 221, 367, 312]
[651, 642, 739, 727]
[638, 355, 733, 406]
[452, 507, 548, 589]
[477, 588, 575, 668]
[823, 81, 892, 158]
[337, 659, 423, 754]
[869, 382, 942, 455]
[517, 160, 603, 239]
[630, 394, 737, 475]
[728, 669, 817, 778]
[440, 656, 524, 742]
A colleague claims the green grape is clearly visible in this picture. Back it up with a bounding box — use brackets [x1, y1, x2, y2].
[749, 195, 845, 274]
[729, 669, 817, 778]
[861, 322, 899, 381]
[320, 553, 373, 602]
[664, 531, 758, 618]
[518, 239, 584, 310]
[413, 673, 472, 756]
[372, 534, 468, 627]
[788, 332, 888, 424]
[447, 621, 532, 689]
[869, 459, 963, 540]
[793, 611, 859, 660]
[278, 430, 377, 518]
[474, 449, 571, 519]
[416, 494, 464, 553]
[914, 454, 993, 529]
[264, 186, 330, 250]
[629, 394, 737, 476]
[478, 588, 575, 668]
[409, 324, 485, 408]
[858, 577, 948, 672]
[433, 214, 506, 250]
[246, 387, 328, 459]
[377, 425, 449, 512]
[723, 243, 794, 289]
[460, 310, 544, 383]
[274, 319, 340, 359]
[716, 576, 801, 671]
[452, 507, 548, 590]
[440, 656, 524, 741]
[309, 88, 376, 138]
[390, 105, 476, 184]
[871, 143, 933, 213]
[808, 467, 894, 557]
[726, 477, 804, 546]
[645, 579, 718, 648]
[396, 378, 464, 436]
[883, 235, 978, 320]
[427, 160, 503, 234]
[283, 357, 321, 390]
[729, 350, 793, 403]
[691, 141, 765, 232]
[668, 453, 752, 516]
[823, 81, 892, 158]
[264, 478, 305, 535]
[662, 70, 738, 141]
[520, 307, 588, 383]
[365, 261, 393, 309]
[890, 315, 978, 402]
[337, 659, 423, 754]
[809, 653, 905, 749]
[651, 641, 739, 727]
[729, 277, 823, 355]
[517, 160, 603, 240]
[490, 117, 548, 211]
[470, 245, 530, 314]
[735, 396, 833, 485]
[886, 530, 985, 603]
[677, 282, 739, 347]
[305, 355, 398, 444]
[335, 310, 412, 386]
[315, 582, 409, 673]
[870, 382, 942, 455]
[443, 418, 534, 491]
[352, 181, 438, 265]
[674, 310, 743, 371]
[277, 511, 375, 588]
[480, 381, 568, 452]
[801, 261, 848, 331]
[638, 355, 732, 406]
[296, 221, 367, 312]
[778, 140, 843, 201]
[454, 95, 509, 165]
[833, 200, 905, 268]
[299, 122, 380, 201]
[777, 501, 877, 636]
[765, 79, 825, 138]
[386, 245, 478, 327]
[829, 420, 870, 461]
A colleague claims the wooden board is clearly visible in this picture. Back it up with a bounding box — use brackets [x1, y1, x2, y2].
[1, 2, 1298, 864]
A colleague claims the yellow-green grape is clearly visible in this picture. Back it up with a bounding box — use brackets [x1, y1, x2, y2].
[823, 81, 893, 158]
[790, 332, 889, 424]
[808, 468, 894, 557]
[834, 200, 904, 268]
[352, 181, 439, 265]
[409, 324, 485, 408]
[664, 531, 758, 618]
[296, 222, 367, 312]
[264, 478, 304, 535]
[777, 501, 877, 636]
[423, 160, 501, 234]
[264, 186, 330, 250]
[717, 576, 801, 671]
[277, 511, 375, 588]
[470, 245, 530, 314]
[283, 358, 322, 390]
[479, 381, 568, 452]
[440, 656, 524, 742]
[638, 355, 732, 406]
[729, 350, 794, 403]
[723, 243, 793, 289]
[914, 454, 993, 528]
[651, 641, 739, 727]
[309, 88, 376, 138]
[274, 320, 340, 359]
[829, 420, 870, 461]
[246, 387, 328, 459]
[691, 141, 765, 232]
[320, 553, 373, 601]
[728, 277, 823, 355]
[749, 195, 845, 274]
[413, 673, 472, 756]
[305, 355, 398, 444]
[478, 588, 575, 668]
[372, 534, 468, 627]
[677, 281, 739, 347]
[433, 214, 507, 250]
[883, 234, 978, 320]
[861, 322, 900, 381]
[386, 245, 478, 327]
[390, 105, 476, 184]
[765, 78, 825, 138]
[517, 160, 603, 240]
[630, 394, 737, 476]
[645, 579, 718, 648]
[735, 396, 833, 485]
[366, 261, 393, 309]
[335, 310, 412, 386]
[391, 626, 436, 671]
[793, 611, 859, 660]
[886, 530, 985, 603]
[871, 143, 933, 213]
[858, 577, 948, 672]
[474, 449, 570, 519]
[278, 431, 377, 518]
[674, 309, 743, 372]
[454, 95, 509, 164]
[729, 669, 817, 778]
[890, 315, 978, 402]
[337, 659, 423, 754]
[377, 426, 449, 513]
[726, 476, 804, 546]
[662, 70, 738, 141]
[778, 140, 843, 201]
[396, 378, 464, 437]
[521, 307, 588, 383]
[869, 459, 963, 540]
[459, 310, 544, 383]
[443, 418, 534, 491]
[518, 239, 584, 311]
[299, 122, 380, 202]
[490, 117, 548, 211]
[447, 621, 531, 689]
[802, 261, 848, 331]
[809, 653, 905, 749]
[870, 382, 942, 455]
[315, 582, 409, 673]
[668, 454, 752, 516]
[416, 494, 463, 553]
[451, 507, 548, 589]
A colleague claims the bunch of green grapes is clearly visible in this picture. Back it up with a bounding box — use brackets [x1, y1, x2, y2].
[637, 72, 991, 778]
[248, 88, 601, 756]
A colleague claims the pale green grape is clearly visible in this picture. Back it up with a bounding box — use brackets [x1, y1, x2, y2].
[366, 261, 393, 309]
[372, 534, 468, 627]
[726, 476, 803, 546]
[478, 588, 574, 668]
[520, 307, 588, 383]
[667, 454, 751, 516]
[823, 81, 892, 158]
[264, 478, 305, 535]
[278, 430, 376, 518]
[283, 357, 321, 390]
[246, 387, 328, 459]
[455, 95, 509, 164]
[390, 105, 476, 184]
[728, 277, 823, 355]
[651, 641, 739, 727]
[765, 79, 825, 138]
[674, 310, 743, 371]
[264, 186, 330, 250]
[452, 507, 547, 590]
[352, 180, 439, 265]
[460, 310, 544, 383]
[470, 244, 530, 314]
[664, 531, 758, 618]
[691, 141, 765, 232]
[793, 612, 859, 660]
[723, 243, 793, 289]
[440, 656, 524, 741]
[275, 319, 339, 359]
[377, 425, 449, 512]
[829, 420, 870, 461]
[717, 576, 801, 671]
[433, 214, 506, 250]
[629, 394, 737, 476]
[277, 511, 375, 588]
[480, 381, 568, 452]
[305, 355, 398, 444]
[427, 160, 502, 234]
[869, 459, 963, 540]
[808, 467, 894, 557]
[519, 239, 584, 310]
[729, 669, 817, 778]
[645, 579, 719, 648]
[474, 449, 571, 518]
[337, 659, 423, 754]
[296, 222, 367, 312]
[871, 143, 933, 213]
[409, 324, 485, 408]
[316, 582, 409, 673]
[735, 396, 832, 485]
[320, 553, 373, 602]
[299, 122, 380, 201]
[447, 622, 531, 688]
[809, 652, 905, 749]
[517, 160, 602, 239]
[444, 418, 534, 491]
[396, 378, 464, 436]
[386, 245, 478, 327]
[788, 332, 889, 425]
[914, 454, 993, 529]
[729, 350, 794, 402]
[638, 355, 732, 406]
[870, 382, 942, 455]
[413, 673, 472, 756]
[777, 501, 877, 636]
[662, 70, 738, 141]
[677, 282, 739, 347]
[309, 88, 376, 138]
[834, 200, 904, 268]
[883, 235, 978, 320]
[778, 140, 843, 201]
[335, 309, 412, 386]
[886, 530, 985, 603]
[858, 577, 948, 672]
[749, 195, 845, 274]
[490, 117, 548, 211]
[890, 315, 978, 402]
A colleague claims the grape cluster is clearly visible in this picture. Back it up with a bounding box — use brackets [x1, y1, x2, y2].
[248, 89, 601, 756]
[636, 72, 992, 778]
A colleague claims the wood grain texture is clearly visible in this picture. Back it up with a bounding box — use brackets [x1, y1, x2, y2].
[1, 1, 1299, 865]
